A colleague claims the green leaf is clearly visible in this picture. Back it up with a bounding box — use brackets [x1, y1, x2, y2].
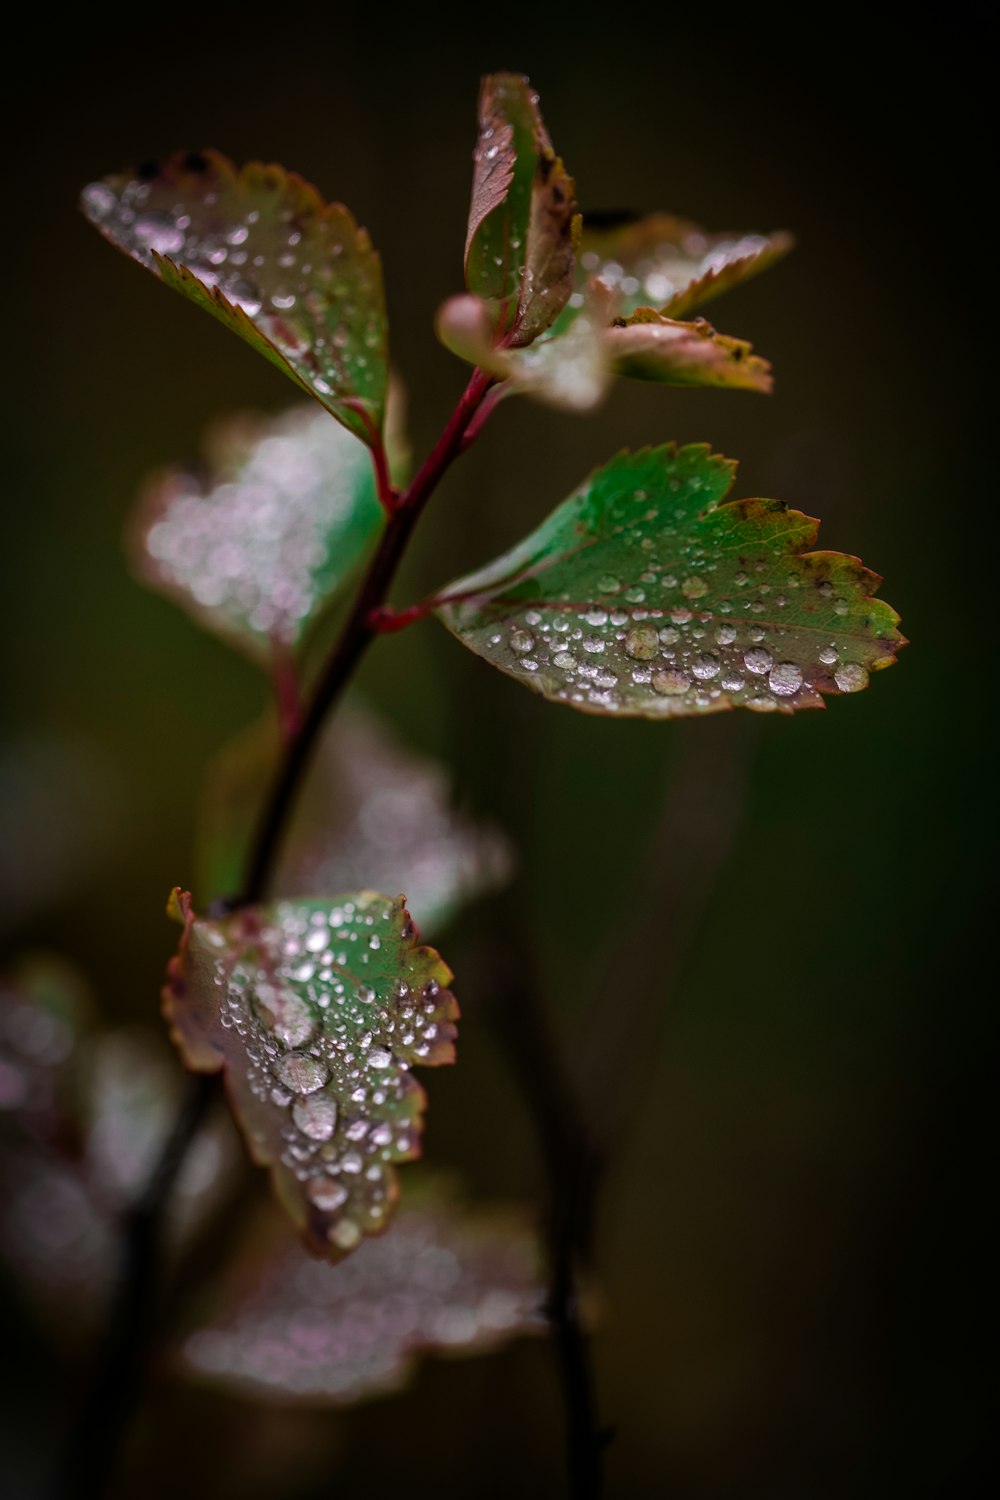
[197, 704, 513, 929]
[132, 403, 384, 664]
[163, 891, 459, 1259]
[606, 311, 772, 392]
[81, 152, 388, 446]
[464, 74, 578, 345]
[560, 212, 793, 325]
[182, 1178, 542, 1405]
[438, 287, 771, 407]
[436, 445, 903, 718]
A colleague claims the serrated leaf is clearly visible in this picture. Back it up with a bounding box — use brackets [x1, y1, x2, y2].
[182, 1179, 543, 1405]
[197, 704, 513, 929]
[438, 286, 770, 408]
[606, 311, 772, 392]
[81, 152, 387, 445]
[570, 212, 793, 322]
[464, 74, 578, 345]
[163, 892, 458, 1259]
[436, 445, 903, 718]
[131, 403, 384, 664]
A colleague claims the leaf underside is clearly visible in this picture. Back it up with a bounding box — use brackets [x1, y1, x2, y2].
[569, 212, 794, 323]
[183, 1181, 543, 1406]
[132, 404, 383, 663]
[197, 704, 513, 931]
[163, 892, 458, 1260]
[437, 445, 903, 719]
[464, 73, 578, 345]
[82, 151, 387, 445]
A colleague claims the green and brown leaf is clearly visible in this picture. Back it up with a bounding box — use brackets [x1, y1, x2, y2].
[464, 74, 578, 346]
[436, 445, 903, 718]
[163, 891, 458, 1260]
[82, 152, 388, 446]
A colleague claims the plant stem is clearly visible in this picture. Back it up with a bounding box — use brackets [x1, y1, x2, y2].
[481, 901, 606, 1498]
[240, 365, 492, 905]
[52, 1071, 217, 1500]
[58, 366, 492, 1499]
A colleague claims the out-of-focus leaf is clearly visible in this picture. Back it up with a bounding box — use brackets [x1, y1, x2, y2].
[436, 444, 903, 718]
[182, 1179, 543, 1405]
[0, 962, 235, 1335]
[131, 404, 384, 664]
[567, 212, 793, 322]
[464, 73, 578, 345]
[81, 152, 387, 446]
[439, 282, 769, 410]
[163, 892, 458, 1260]
[606, 312, 772, 392]
[198, 704, 513, 928]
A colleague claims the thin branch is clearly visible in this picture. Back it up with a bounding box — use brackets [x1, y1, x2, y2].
[51, 1072, 218, 1500]
[60, 365, 493, 1499]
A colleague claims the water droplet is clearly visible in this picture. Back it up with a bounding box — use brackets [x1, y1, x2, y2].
[307, 1176, 348, 1212]
[133, 213, 185, 255]
[357, 983, 375, 1004]
[715, 623, 737, 646]
[585, 607, 609, 626]
[744, 647, 773, 676]
[329, 1218, 361, 1250]
[509, 628, 534, 654]
[582, 635, 605, 654]
[293, 1093, 338, 1140]
[652, 668, 690, 696]
[367, 1047, 392, 1070]
[274, 1053, 329, 1095]
[681, 576, 708, 599]
[82, 182, 115, 219]
[254, 983, 315, 1047]
[835, 662, 868, 693]
[597, 574, 621, 593]
[819, 645, 838, 665]
[625, 625, 659, 660]
[692, 653, 721, 680]
[769, 661, 803, 696]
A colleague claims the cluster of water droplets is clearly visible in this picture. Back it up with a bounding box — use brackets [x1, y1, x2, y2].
[184, 1195, 542, 1401]
[278, 708, 513, 934]
[460, 475, 870, 716]
[81, 165, 383, 407]
[202, 898, 455, 1255]
[139, 405, 380, 652]
[577, 226, 775, 317]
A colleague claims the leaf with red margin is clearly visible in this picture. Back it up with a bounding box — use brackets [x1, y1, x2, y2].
[81, 152, 387, 447]
[163, 891, 458, 1260]
[182, 1178, 544, 1406]
[463, 73, 578, 345]
[436, 444, 904, 718]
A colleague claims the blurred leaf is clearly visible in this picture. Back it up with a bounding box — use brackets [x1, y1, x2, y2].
[0, 962, 235, 1336]
[606, 311, 772, 392]
[437, 444, 903, 718]
[131, 404, 384, 664]
[564, 212, 793, 323]
[163, 892, 458, 1259]
[438, 285, 770, 410]
[463, 73, 578, 345]
[81, 152, 387, 446]
[182, 1178, 543, 1406]
[198, 704, 513, 926]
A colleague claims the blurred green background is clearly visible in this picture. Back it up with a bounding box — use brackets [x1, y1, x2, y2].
[1, 6, 991, 1496]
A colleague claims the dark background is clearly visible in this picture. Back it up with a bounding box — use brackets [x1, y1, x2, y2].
[1, 5, 992, 1495]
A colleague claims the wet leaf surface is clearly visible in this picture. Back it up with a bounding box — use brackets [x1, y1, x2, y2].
[82, 152, 387, 445]
[182, 1179, 543, 1405]
[564, 212, 793, 323]
[437, 445, 903, 718]
[606, 312, 772, 392]
[464, 74, 578, 345]
[131, 404, 383, 663]
[164, 893, 458, 1259]
[198, 705, 513, 929]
